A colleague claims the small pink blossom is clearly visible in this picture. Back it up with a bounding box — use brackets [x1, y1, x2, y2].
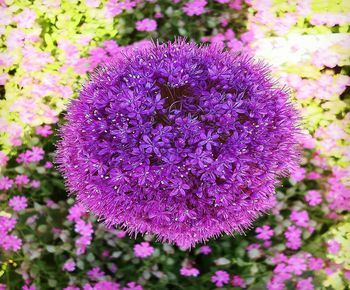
[0, 152, 9, 167]
[0, 176, 13, 190]
[62, 259, 76, 272]
[231, 275, 246, 288]
[87, 267, 105, 280]
[290, 210, 310, 228]
[327, 240, 340, 255]
[68, 203, 86, 222]
[30, 180, 41, 188]
[256, 225, 274, 240]
[135, 18, 157, 32]
[307, 172, 320, 180]
[290, 167, 306, 182]
[183, 0, 207, 16]
[287, 256, 307, 275]
[44, 161, 53, 169]
[14, 8, 36, 28]
[15, 174, 30, 186]
[305, 190, 322, 206]
[36, 125, 53, 137]
[9, 196, 28, 211]
[308, 257, 324, 271]
[199, 245, 212, 255]
[122, 282, 143, 290]
[211, 270, 230, 287]
[180, 266, 200, 277]
[296, 277, 314, 290]
[285, 225, 302, 250]
[134, 242, 154, 258]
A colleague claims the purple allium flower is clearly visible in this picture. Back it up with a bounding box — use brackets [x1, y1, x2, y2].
[57, 40, 300, 247]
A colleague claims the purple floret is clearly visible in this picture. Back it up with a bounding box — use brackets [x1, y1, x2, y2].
[57, 40, 300, 248]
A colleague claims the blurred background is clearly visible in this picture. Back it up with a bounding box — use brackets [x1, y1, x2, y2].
[0, 0, 349, 289]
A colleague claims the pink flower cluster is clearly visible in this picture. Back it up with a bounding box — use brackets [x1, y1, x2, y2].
[268, 253, 319, 290]
[0, 216, 22, 251]
[16, 146, 44, 164]
[68, 204, 93, 255]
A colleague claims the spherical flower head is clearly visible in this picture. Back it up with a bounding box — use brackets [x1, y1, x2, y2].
[133, 242, 154, 258]
[57, 40, 300, 248]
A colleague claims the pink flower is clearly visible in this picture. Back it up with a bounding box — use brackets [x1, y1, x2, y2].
[290, 167, 306, 182]
[92, 281, 120, 290]
[9, 196, 28, 211]
[211, 270, 230, 287]
[231, 275, 246, 287]
[134, 242, 154, 258]
[122, 282, 143, 290]
[135, 18, 157, 32]
[14, 8, 36, 28]
[307, 172, 320, 180]
[75, 220, 93, 236]
[287, 256, 307, 275]
[199, 245, 212, 255]
[87, 267, 105, 280]
[305, 190, 322, 206]
[308, 257, 324, 271]
[256, 225, 274, 240]
[296, 277, 313, 290]
[180, 266, 200, 277]
[312, 49, 339, 68]
[36, 125, 53, 137]
[30, 180, 41, 188]
[183, 0, 207, 16]
[327, 240, 340, 254]
[2, 234, 22, 251]
[0, 152, 9, 167]
[0, 176, 13, 190]
[271, 253, 288, 264]
[44, 161, 53, 169]
[102, 250, 110, 257]
[15, 174, 30, 186]
[290, 210, 309, 228]
[68, 203, 86, 222]
[62, 259, 76, 272]
[285, 225, 302, 250]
